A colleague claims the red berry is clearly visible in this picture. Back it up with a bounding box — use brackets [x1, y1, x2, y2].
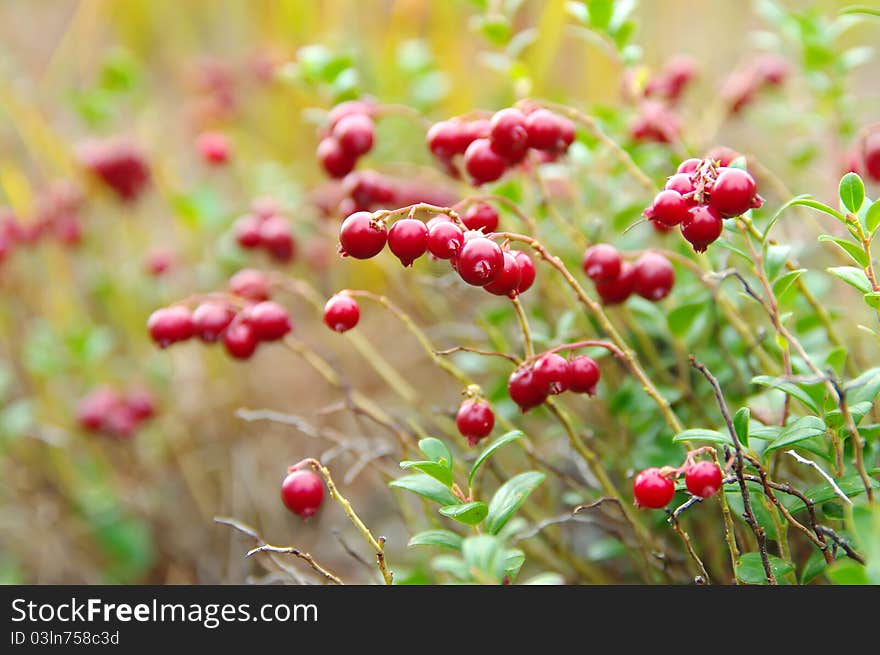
[323, 293, 360, 332]
[343, 170, 395, 208]
[258, 215, 296, 262]
[387, 218, 428, 267]
[507, 365, 549, 413]
[582, 244, 622, 282]
[489, 108, 529, 162]
[197, 131, 231, 165]
[677, 158, 702, 174]
[78, 139, 150, 202]
[681, 204, 723, 253]
[339, 211, 387, 259]
[865, 132, 880, 182]
[281, 469, 325, 518]
[245, 301, 292, 341]
[104, 404, 138, 438]
[512, 250, 536, 294]
[145, 248, 174, 276]
[147, 306, 194, 348]
[464, 138, 507, 185]
[705, 146, 739, 167]
[327, 100, 375, 130]
[223, 320, 259, 359]
[125, 389, 155, 421]
[456, 235, 504, 286]
[77, 387, 121, 431]
[427, 120, 471, 159]
[645, 189, 690, 226]
[632, 252, 675, 301]
[251, 197, 280, 219]
[484, 250, 522, 297]
[192, 302, 236, 342]
[317, 137, 356, 178]
[533, 353, 570, 395]
[463, 203, 499, 233]
[235, 213, 263, 248]
[568, 356, 600, 395]
[685, 461, 723, 499]
[426, 220, 464, 259]
[332, 114, 375, 158]
[595, 261, 636, 305]
[633, 468, 675, 509]
[229, 269, 271, 301]
[456, 399, 495, 446]
[665, 172, 695, 196]
[710, 168, 757, 217]
[525, 109, 564, 151]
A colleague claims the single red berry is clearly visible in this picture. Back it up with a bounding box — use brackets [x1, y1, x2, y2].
[484, 250, 522, 297]
[533, 353, 571, 395]
[317, 137, 356, 178]
[197, 131, 231, 165]
[864, 132, 880, 182]
[223, 320, 259, 359]
[524, 109, 564, 151]
[464, 119, 491, 143]
[645, 189, 690, 226]
[104, 404, 139, 438]
[339, 211, 387, 259]
[426, 220, 464, 259]
[489, 108, 529, 162]
[632, 252, 675, 301]
[387, 218, 428, 267]
[77, 387, 121, 431]
[229, 269, 271, 301]
[582, 244, 622, 282]
[710, 167, 757, 217]
[456, 398, 495, 446]
[463, 203, 499, 233]
[652, 220, 673, 234]
[147, 306, 194, 348]
[281, 469, 325, 518]
[595, 261, 636, 305]
[507, 365, 549, 413]
[244, 301, 292, 341]
[681, 204, 724, 253]
[192, 302, 236, 342]
[512, 250, 536, 294]
[464, 138, 507, 185]
[568, 356, 600, 395]
[125, 389, 155, 421]
[705, 146, 739, 167]
[235, 213, 263, 248]
[677, 158, 702, 174]
[685, 461, 723, 499]
[258, 215, 296, 262]
[327, 99, 375, 130]
[456, 235, 504, 286]
[145, 248, 174, 276]
[665, 172, 695, 196]
[633, 468, 675, 509]
[427, 120, 471, 159]
[332, 113, 375, 158]
[323, 293, 360, 332]
[343, 170, 395, 208]
[77, 139, 151, 202]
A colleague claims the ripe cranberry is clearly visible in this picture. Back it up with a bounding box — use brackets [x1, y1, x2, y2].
[463, 203, 499, 233]
[235, 213, 263, 248]
[456, 399, 495, 446]
[223, 320, 258, 359]
[197, 131, 231, 165]
[525, 109, 564, 151]
[864, 132, 880, 182]
[676, 158, 702, 174]
[343, 171, 395, 208]
[484, 250, 522, 297]
[685, 461, 723, 499]
[632, 252, 675, 301]
[464, 119, 491, 142]
[426, 220, 464, 259]
[327, 99, 375, 129]
[681, 205, 723, 253]
[339, 211, 387, 259]
[78, 139, 150, 202]
[464, 138, 507, 185]
[652, 220, 673, 234]
[125, 389, 155, 421]
[665, 172, 695, 196]
[317, 137, 356, 178]
[568, 356, 600, 395]
[645, 189, 690, 226]
[147, 306, 194, 348]
[245, 301, 292, 341]
[582, 244, 622, 282]
[629, 101, 680, 144]
[192, 302, 236, 342]
[489, 108, 529, 161]
[705, 146, 739, 167]
[332, 114, 375, 158]
[456, 235, 504, 286]
[281, 469, 325, 518]
[710, 168, 757, 217]
[229, 269, 271, 301]
[104, 404, 138, 438]
[533, 353, 570, 395]
[427, 120, 471, 159]
[508, 365, 549, 412]
[387, 218, 428, 267]
[633, 468, 675, 509]
[323, 293, 360, 332]
[258, 215, 296, 262]
[77, 387, 121, 431]
[595, 261, 636, 305]
[512, 250, 536, 294]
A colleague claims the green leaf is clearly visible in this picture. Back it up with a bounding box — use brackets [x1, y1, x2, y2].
[736, 552, 794, 584]
[503, 548, 526, 579]
[752, 375, 821, 413]
[764, 195, 846, 240]
[389, 474, 460, 506]
[765, 416, 827, 455]
[522, 572, 565, 585]
[399, 460, 454, 487]
[418, 437, 453, 470]
[431, 554, 469, 580]
[818, 235, 869, 267]
[864, 292, 880, 309]
[784, 470, 880, 513]
[839, 172, 865, 213]
[462, 535, 507, 583]
[672, 428, 732, 445]
[827, 559, 870, 585]
[800, 548, 830, 585]
[485, 471, 546, 535]
[468, 430, 524, 487]
[733, 408, 750, 448]
[764, 245, 791, 281]
[772, 268, 805, 298]
[408, 530, 463, 550]
[828, 265, 872, 293]
[667, 300, 707, 336]
[439, 501, 489, 526]
[866, 201, 880, 234]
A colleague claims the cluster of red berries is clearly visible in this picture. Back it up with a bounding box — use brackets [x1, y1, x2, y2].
[196, 131, 232, 166]
[643, 156, 763, 252]
[720, 54, 789, 115]
[633, 460, 723, 509]
[508, 352, 600, 413]
[0, 183, 85, 265]
[623, 55, 697, 145]
[338, 209, 535, 296]
[846, 128, 880, 183]
[147, 269, 292, 360]
[77, 386, 156, 439]
[281, 465, 325, 518]
[77, 138, 151, 203]
[582, 245, 675, 305]
[317, 100, 377, 178]
[641, 55, 698, 105]
[455, 391, 495, 447]
[427, 105, 575, 185]
[233, 198, 297, 263]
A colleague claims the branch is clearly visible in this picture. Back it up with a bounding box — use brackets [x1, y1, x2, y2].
[245, 545, 343, 585]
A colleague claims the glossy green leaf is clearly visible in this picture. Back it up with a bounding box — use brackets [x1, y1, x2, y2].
[672, 428, 731, 445]
[772, 268, 805, 298]
[389, 474, 460, 506]
[839, 172, 865, 213]
[783, 470, 880, 513]
[439, 501, 488, 525]
[800, 548, 831, 585]
[503, 548, 526, 579]
[733, 407, 750, 447]
[765, 416, 827, 455]
[736, 552, 794, 584]
[667, 301, 707, 336]
[485, 471, 546, 535]
[408, 530, 464, 550]
[400, 460, 454, 487]
[468, 430, 524, 487]
[462, 535, 507, 583]
[751, 375, 821, 413]
[827, 266, 872, 294]
[818, 235, 868, 267]
[866, 201, 880, 234]
[418, 438, 453, 470]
